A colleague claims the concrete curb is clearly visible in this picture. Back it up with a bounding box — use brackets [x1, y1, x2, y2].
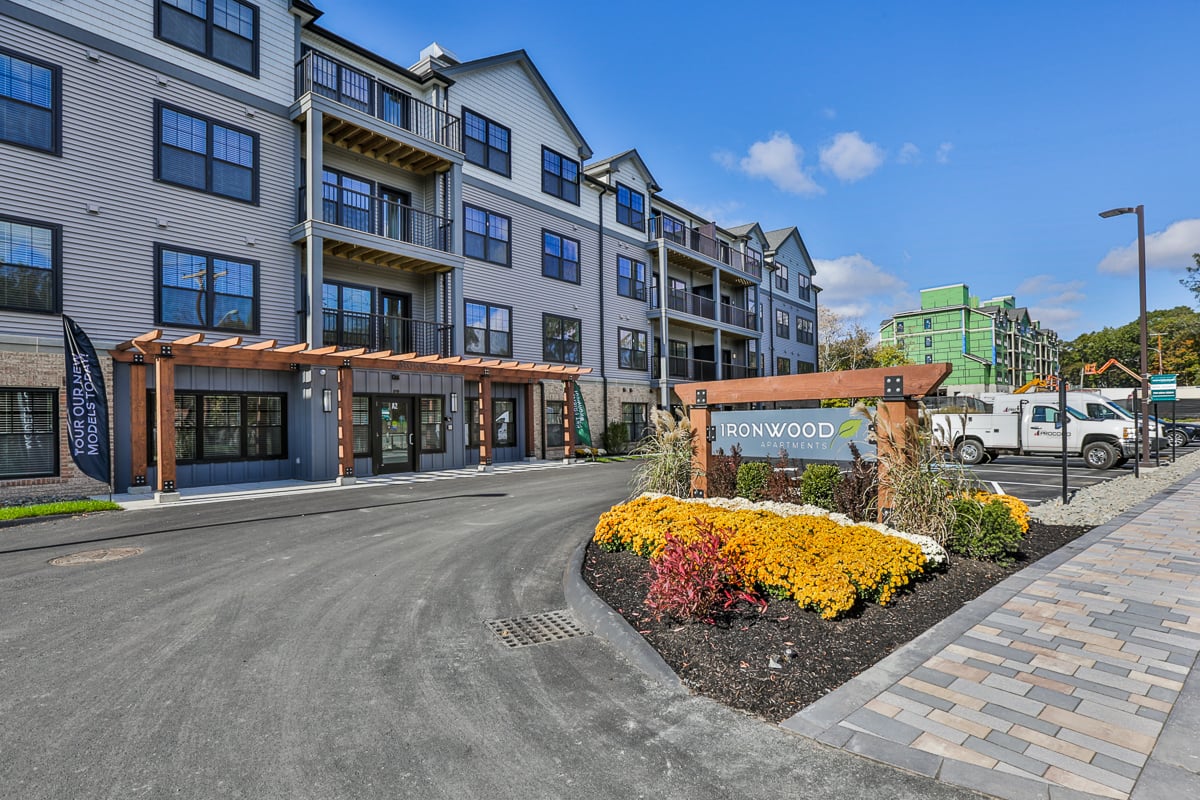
[562, 533, 686, 694]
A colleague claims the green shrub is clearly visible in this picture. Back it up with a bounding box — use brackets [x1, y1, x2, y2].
[602, 422, 629, 454]
[800, 464, 841, 510]
[833, 443, 877, 522]
[735, 462, 772, 501]
[0, 499, 120, 520]
[948, 496, 1024, 561]
[707, 444, 742, 498]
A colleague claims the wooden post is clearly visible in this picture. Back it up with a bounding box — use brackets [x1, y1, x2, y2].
[478, 375, 492, 469]
[154, 352, 177, 493]
[563, 380, 575, 459]
[689, 405, 712, 497]
[129, 360, 147, 490]
[875, 399, 920, 521]
[523, 382, 535, 459]
[337, 366, 354, 479]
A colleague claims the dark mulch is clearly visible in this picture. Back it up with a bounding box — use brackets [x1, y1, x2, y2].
[582, 521, 1092, 723]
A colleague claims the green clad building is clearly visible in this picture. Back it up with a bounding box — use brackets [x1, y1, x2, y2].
[879, 284, 1061, 394]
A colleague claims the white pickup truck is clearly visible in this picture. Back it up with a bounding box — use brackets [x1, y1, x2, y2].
[930, 398, 1139, 470]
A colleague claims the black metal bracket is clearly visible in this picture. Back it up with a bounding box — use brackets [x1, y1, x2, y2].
[706, 425, 716, 442]
[694, 389, 707, 407]
[162, 480, 175, 492]
[883, 375, 904, 401]
[159, 344, 173, 357]
[343, 465, 354, 476]
[132, 353, 144, 364]
[133, 474, 146, 486]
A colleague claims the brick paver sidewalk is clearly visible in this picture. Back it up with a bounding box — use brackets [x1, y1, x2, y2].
[785, 472, 1200, 800]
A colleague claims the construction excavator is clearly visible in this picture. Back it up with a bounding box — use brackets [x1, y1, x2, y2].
[1083, 359, 1143, 382]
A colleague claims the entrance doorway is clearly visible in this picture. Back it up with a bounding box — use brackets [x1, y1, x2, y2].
[373, 396, 415, 473]
[379, 291, 412, 354]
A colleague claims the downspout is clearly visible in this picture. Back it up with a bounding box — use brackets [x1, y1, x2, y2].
[595, 181, 609, 441]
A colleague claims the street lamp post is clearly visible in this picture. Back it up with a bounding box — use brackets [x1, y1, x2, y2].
[1099, 204, 1152, 468]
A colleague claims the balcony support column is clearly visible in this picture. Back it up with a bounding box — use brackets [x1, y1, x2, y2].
[714, 328, 723, 381]
[303, 106, 325, 348]
[657, 240, 670, 410]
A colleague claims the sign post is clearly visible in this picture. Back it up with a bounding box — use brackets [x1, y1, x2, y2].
[1149, 373, 1177, 403]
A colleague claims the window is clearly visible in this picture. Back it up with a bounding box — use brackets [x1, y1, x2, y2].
[896, 320, 905, 333]
[617, 255, 646, 300]
[924, 318, 932, 330]
[0, 216, 59, 313]
[616, 183, 644, 231]
[542, 148, 579, 203]
[797, 361, 815, 374]
[924, 336, 933, 348]
[776, 309, 790, 338]
[543, 314, 581, 364]
[352, 395, 370, 456]
[0, 388, 56, 478]
[157, 0, 258, 75]
[542, 231, 580, 283]
[308, 51, 371, 112]
[617, 328, 647, 371]
[420, 396, 444, 452]
[774, 267, 789, 292]
[321, 281, 372, 349]
[157, 245, 257, 332]
[622, 403, 648, 444]
[465, 300, 511, 357]
[464, 205, 510, 266]
[545, 400, 566, 447]
[653, 212, 686, 243]
[925, 355, 933, 364]
[776, 357, 791, 376]
[462, 108, 510, 176]
[0, 48, 60, 154]
[465, 397, 481, 447]
[150, 391, 285, 463]
[157, 104, 257, 203]
[1031, 406, 1060, 424]
[493, 398, 516, 446]
[797, 316, 815, 345]
[668, 340, 688, 378]
[797, 274, 812, 302]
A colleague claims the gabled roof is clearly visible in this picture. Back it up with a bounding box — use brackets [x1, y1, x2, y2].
[725, 222, 767, 244]
[764, 226, 817, 274]
[290, 1, 322, 23]
[439, 50, 591, 160]
[584, 149, 661, 193]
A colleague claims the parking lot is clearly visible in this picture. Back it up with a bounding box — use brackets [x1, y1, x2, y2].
[936, 453, 1142, 506]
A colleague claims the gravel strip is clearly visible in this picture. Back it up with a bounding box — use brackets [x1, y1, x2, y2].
[1031, 447, 1200, 526]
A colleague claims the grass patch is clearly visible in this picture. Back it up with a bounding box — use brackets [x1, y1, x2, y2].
[0, 499, 121, 521]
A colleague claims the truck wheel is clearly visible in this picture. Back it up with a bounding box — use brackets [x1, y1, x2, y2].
[954, 438, 986, 465]
[984, 450, 998, 463]
[1114, 457, 1129, 468]
[1167, 430, 1189, 448]
[1083, 442, 1118, 470]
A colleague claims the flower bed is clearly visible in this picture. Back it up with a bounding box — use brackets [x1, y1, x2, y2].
[593, 495, 945, 619]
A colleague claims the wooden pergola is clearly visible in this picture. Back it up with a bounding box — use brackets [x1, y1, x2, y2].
[673, 364, 952, 518]
[111, 330, 591, 493]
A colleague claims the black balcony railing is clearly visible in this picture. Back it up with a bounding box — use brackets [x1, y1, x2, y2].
[652, 357, 758, 381]
[722, 363, 758, 380]
[323, 309, 452, 356]
[720, 303, 757, 331]
[301, 182, 453, 253]
[296, 50, 462, 152]
[647, 217, 762, 281]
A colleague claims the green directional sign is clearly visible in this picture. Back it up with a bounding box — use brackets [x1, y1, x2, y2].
[1150, 373, 1177, 403]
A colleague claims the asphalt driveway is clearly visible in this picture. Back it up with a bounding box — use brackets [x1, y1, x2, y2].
[0, 463, 983, 799]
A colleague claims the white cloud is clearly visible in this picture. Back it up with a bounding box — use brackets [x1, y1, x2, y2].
[897, 142, 920, 164]
[936, 142, 954, 164]
[1097, 218, 1200, 274]
[821, 107, 837, 120]
[723, 132, 823, 195]
[819, 131, 885, 182]
[812, 253, 912, 326]
[1027, 305, 1083, 332]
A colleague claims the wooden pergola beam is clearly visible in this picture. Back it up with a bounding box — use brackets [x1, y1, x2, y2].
[674, 364, 952, 405]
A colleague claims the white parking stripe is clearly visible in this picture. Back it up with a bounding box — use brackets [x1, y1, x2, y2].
[991, 481, 1004, 494]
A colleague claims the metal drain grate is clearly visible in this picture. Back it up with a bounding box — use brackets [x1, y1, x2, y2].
[484, 609, 589, 648]
[49, 547, 143, 566]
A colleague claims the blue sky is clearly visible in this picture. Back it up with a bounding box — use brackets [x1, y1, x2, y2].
[316, 1, 1200, 340]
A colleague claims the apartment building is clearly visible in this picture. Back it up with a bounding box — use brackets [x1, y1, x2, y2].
[0, 0, 822, 501]
[878, 283, 1061, 395]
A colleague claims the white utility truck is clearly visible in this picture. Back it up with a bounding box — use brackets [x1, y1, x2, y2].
[930, 398, 1140, 470]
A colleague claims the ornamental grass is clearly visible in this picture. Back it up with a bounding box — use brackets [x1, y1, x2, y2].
[594, 496, 931, 619]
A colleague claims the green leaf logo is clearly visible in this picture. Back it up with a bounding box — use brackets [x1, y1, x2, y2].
[837, 419, 863, 439]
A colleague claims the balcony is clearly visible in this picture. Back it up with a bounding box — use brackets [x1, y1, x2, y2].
[653, 357, 758, 381]
[295, 50, 461, 173]
[649, 289, 757, 332]
[648, 217, 762, 283]
[719, 303, 758, 331]
[323, 309, 451, 357]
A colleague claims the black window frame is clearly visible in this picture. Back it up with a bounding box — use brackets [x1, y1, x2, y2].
[776, 356, 791, 376]
[797, 361, 815, 374]
[617, 327, 648, 371]
[775, 308, 790, 339]
[896, 320, 905, 333]
[797, 273, 812, 302]
[0, 387, 58, 479]
[617, 254, 646, 300]
[925, 354, 933, 364]
[542, 229, 580, 284]
[545, 399, 567, 447]
[463, 204, 511, 267]
[0, 46, 62, 155]
[464, 299, 512, 358]
[419, 396, 445, 453]
[615, 182, 645, 231]
[796, 316, 815, 345]
[155, 101, 259, 204]
[0, 213, 61, 314]
[543, 313, 582, 365]
[541, 147, 580, 204]
[155, 243, 260, 334]
[462, 107, 511, 177]
[149, 389, 286, 464]
[925, 336, 933, 348]
[465, 397, 481, 447]
[155, 0, 260, 77]
[622, 402, 649, 443]
[493, 398, 517, 447]
[352, 395, 370, 456]
[774, 266, 789, 292]
[924, 318, 933, 330]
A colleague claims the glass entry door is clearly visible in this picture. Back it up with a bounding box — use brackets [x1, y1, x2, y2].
[373, 396, 415, 473]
